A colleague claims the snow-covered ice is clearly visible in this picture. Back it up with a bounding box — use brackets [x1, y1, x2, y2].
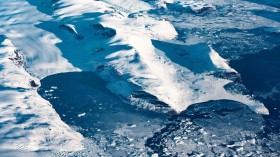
[0, 0, 279, 155]
[0, 36, 84, 152]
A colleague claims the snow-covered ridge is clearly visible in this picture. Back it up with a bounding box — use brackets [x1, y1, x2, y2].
[45, 0, 268, 114]
[0, 36, 84, 152]
[0, 0, 78, 78]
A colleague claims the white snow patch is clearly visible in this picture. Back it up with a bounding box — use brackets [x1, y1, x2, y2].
[209, 47, 236, 73]
[0, 38, 84, 151]
[102, 0, 152, 13]
[0, 0, 79, 78]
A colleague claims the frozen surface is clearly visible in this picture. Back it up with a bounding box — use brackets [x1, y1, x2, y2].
[30, 0, 269, 114]
[0, 0, 279, 156]
[38, 71, 166, 156]
[0, 37, 84, 152]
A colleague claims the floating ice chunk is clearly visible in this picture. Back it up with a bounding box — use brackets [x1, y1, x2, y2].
[209, 47, 236, 73]
[151, 153, 159, 157]
[78, 113, 86, 117]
